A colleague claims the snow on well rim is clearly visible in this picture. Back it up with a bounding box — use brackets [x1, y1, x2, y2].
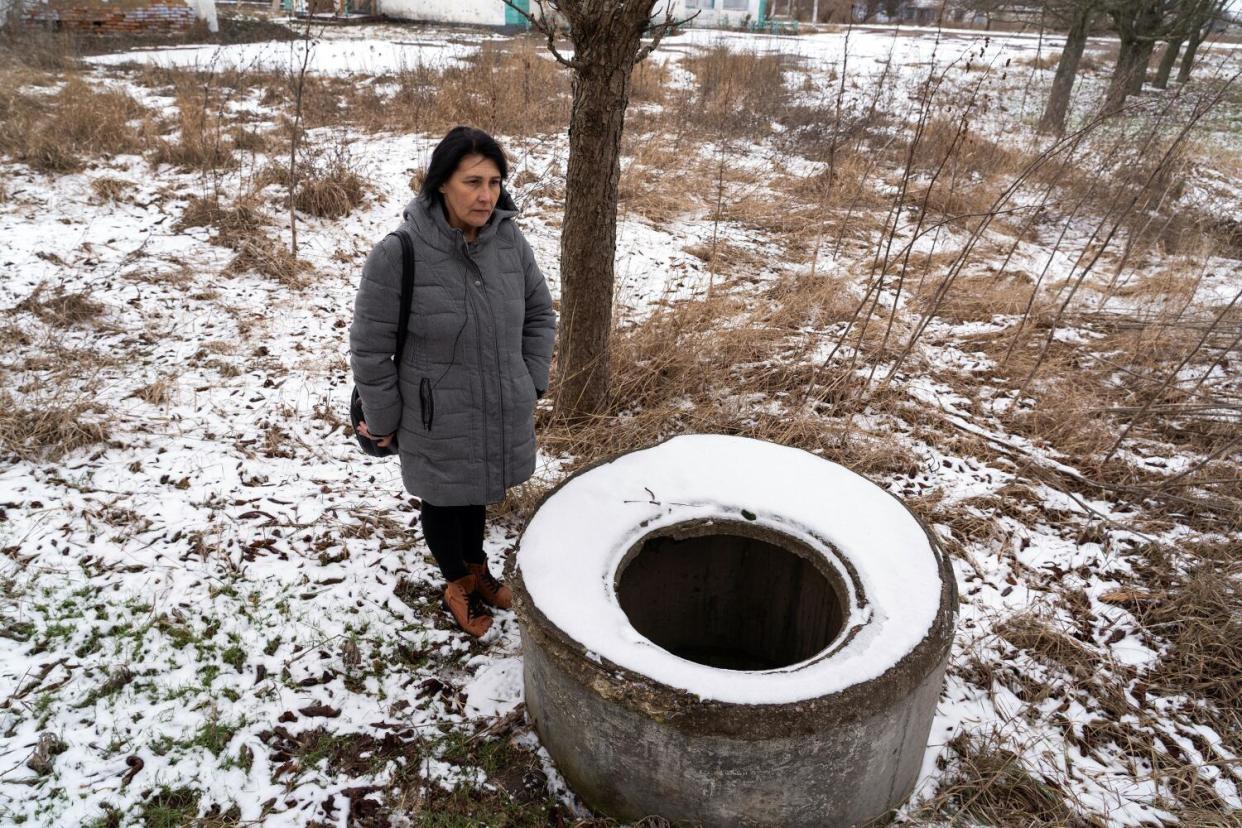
[517, 434, 944, 705]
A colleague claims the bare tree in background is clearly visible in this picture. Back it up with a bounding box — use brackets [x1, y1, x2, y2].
[1152, 0, 1224, 87]
[1101, 0, 1216, 111]
[502, 1, 691, 420]
[1038, 0, 1104, 133]
[1175, 0, 1227, 83]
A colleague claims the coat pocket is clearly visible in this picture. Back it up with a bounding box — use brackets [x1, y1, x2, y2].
[419, 378, 435, 431]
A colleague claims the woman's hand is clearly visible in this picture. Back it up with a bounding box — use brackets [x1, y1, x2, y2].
[357, 420, 395, 448]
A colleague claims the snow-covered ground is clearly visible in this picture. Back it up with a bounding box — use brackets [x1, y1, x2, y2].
[2, 18, 1240, 827]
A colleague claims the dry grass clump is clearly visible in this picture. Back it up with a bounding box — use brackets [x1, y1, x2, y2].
[532, 287, 918, 495]
[0, 77, 149, 172]
[0, 390, 110, 462]
[0, 24, 80, 73]
[629, 56, 673, 106]
[293, 152, 369, 219]
[1016, 51, 1061, 71]
[148, 79, 237, 172]
[1004, 378, 1118, 460]
[225, 235, 310, 287]
[14, 285, 106, 328]
[918, 731, 1099, 827]
[1127, 544, 1242, 744]
[229, 124, 274, 153]
[682, 45, 791, 137]
[913, 271, 1049, 323]
[619, 139, 696, 224]
[398, 42, 569, 138]
[176, 194, 273, 242]
[909, 117, 1027, 185]
[89, 176, 134, 203]
[132, 375, 176, 407]
[996, 614, 1098, 681]
[758, 271, 857, 330]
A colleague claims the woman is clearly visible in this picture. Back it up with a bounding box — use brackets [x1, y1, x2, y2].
[350, 126, 556, 638]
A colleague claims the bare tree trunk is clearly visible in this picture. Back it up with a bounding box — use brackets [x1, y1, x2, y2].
[558, 60, 633, 417]
[1127, 38, 1154, 96]
[1104, 35, 1144, 112]
[1152, 37, 1183, 88]
[1038, 3, 1092, 134]
[1176, 23, 1203, 83]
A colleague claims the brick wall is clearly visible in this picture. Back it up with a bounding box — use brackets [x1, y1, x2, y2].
[23, 0, 197, 32]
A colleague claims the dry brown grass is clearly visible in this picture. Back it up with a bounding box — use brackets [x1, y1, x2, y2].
[367, 41, 569, 138]
[176, 194, 273, 242]
[682, 45, 791, 137]
[516, 288, 920, 526]
[996, 614, 1098, 682]
[132, 375, 176, 407]
[0, 77, 149, 172]
[1127, 543, 1242, 747]
[14, 285, 106, 328]
[1015, 51, 1061, 71]
[148, 75, 238, 172]
[915, 730, 1101, 827]
[224, 235, 310, 287]
[229, 124, 274, 153]
[0, 23, 80, 74]
[629, 56, 673, 105]
[619, 140, 697, 224]
[1003, 377, 1119, 460]
[89, 176, 134, 203]
[758, 271, 858, 331]
[910, 118, 1026, 180]
[0, 390, 110, 462]
[913, 271, 1051, 324]
[293, 151, 369, 219]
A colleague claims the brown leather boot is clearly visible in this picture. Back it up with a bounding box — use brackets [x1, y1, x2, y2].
[468, 562, 512, 610]
[442, 575, 492, 637]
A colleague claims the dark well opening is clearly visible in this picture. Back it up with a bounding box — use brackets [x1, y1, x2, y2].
[615, 523, 847, 671]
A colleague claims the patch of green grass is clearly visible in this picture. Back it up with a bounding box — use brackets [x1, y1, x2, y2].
[0, 620, 36, 642]
[155, 618, 196, 650]
[192, 719, 238, 757]
[220, 644, 245, 672]
[263, 636, 281, 656]
[138, 786, 200, 828]
[43, 622, 74, 639]
[75, 627, 104, 658]
[149, 734, 176, 757]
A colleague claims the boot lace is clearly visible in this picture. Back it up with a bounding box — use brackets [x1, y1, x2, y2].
[467, 590, 491, 621]
[476, 568, 503, 595]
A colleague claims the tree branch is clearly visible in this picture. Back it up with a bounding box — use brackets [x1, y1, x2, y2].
[500, 0, 584, 70]
[634, 7, 698, 64]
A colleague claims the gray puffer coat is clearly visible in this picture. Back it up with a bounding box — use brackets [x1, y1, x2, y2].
[350, 197, 556, 506]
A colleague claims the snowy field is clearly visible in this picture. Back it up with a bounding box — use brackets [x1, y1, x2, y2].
[2, 16, 1241, 827]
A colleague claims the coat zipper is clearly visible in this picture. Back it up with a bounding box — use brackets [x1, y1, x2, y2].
[465, 246, 507, 497]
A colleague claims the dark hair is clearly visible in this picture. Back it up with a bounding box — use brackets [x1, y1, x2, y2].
[421, 126, 517, 212]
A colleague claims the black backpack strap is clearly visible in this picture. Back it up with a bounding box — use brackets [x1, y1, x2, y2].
[389, 230, 416, 363]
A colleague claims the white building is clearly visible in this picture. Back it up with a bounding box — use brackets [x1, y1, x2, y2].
[364, 0, 767, 30]
[669, 0, 768, 29]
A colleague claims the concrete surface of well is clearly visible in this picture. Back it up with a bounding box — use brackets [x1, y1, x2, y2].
[514, 444, 957, 827]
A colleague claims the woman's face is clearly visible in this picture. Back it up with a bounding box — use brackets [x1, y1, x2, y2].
[439, 153, 502, 235]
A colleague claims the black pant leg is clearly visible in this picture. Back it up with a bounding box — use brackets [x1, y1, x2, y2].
[460, 504, 487, 566]
[420, 501, 467, 582]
